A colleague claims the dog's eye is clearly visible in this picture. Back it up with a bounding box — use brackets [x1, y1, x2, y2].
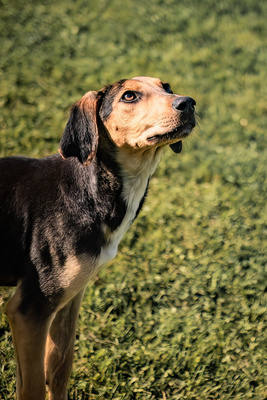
[121, 91, 137, 103]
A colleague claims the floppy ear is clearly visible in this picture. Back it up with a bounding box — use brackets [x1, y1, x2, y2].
[59, 91, 100, 166]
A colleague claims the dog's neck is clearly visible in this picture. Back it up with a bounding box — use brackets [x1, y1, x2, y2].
[97, 122, 162, 185]
[117, 147, 161, 212]
[96, 146, 162, 268]
[97, 130, 162, 219]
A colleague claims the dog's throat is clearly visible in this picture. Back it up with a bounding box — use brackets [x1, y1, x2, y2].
[97, 149, 161, 269]
[98, 176, 150, 268]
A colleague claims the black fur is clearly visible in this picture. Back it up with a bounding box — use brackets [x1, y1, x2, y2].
[60, 101, 99, 165]
[162, 82, 173, 94]
[0, 149, 127, 312]
[99, 80, 127, 121]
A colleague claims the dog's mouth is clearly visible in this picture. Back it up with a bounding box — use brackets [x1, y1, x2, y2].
[147, 120, 195, 154]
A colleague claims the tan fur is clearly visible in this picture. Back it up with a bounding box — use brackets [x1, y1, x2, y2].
[45, 290, 84, 400]
[102, 77, 183, 151]
[6, 285, 54, 400]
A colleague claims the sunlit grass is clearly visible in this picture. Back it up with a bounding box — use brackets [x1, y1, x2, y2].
[0, 0, 266, 398]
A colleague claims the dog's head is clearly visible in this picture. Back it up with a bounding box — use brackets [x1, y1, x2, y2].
[59, 77, 196, 165]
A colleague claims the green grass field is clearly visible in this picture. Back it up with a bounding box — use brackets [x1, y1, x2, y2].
[0, 0, 266, 398]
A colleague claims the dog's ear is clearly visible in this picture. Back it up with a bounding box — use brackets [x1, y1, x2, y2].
[59, 91, 100, 166]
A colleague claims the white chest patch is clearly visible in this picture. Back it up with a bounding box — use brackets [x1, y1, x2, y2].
[97, 177, 146, 267]
[98, 152, 161, 268]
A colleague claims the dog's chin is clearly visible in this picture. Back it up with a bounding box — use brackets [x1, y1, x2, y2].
[147, 122, 195, 153]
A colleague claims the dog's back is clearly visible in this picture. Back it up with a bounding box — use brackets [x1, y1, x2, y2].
[0, 156, 39, 285]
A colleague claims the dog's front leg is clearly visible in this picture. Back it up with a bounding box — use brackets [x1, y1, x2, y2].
[5, 284, 54, 400]
[45, 289, 85, 400]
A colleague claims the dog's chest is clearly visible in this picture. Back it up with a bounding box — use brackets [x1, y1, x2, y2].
[97, 175, 149, 268]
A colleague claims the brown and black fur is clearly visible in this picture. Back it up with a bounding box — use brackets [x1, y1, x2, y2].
[0, 77, 196, 400]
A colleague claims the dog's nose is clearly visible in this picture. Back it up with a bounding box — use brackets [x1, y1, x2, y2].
[172, 96, 196, 113]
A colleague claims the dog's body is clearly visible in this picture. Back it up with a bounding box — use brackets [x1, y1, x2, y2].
[0, 77, 196, 400]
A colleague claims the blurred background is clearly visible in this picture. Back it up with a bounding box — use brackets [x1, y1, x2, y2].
[0, 0, 266, 399]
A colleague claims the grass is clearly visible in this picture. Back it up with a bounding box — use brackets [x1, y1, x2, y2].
[0, 0, 266, 398]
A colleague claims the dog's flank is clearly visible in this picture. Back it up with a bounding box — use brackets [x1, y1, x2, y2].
[0, 76, 196, 400]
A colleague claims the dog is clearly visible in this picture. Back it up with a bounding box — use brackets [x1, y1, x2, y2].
[0, 76, 196, 400]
